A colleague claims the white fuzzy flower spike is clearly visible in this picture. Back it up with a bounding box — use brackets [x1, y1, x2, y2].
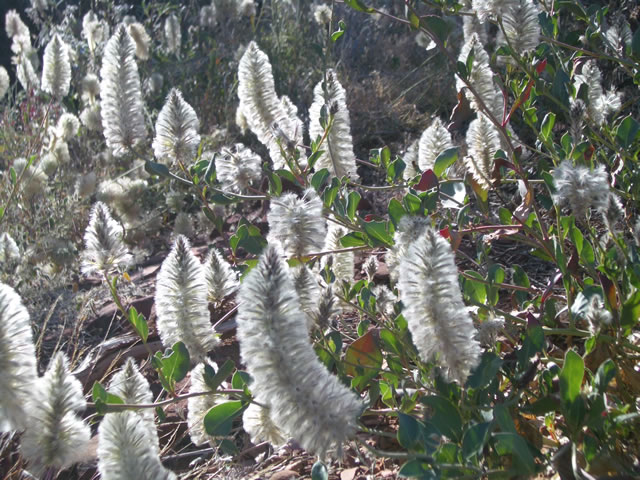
[551, 160, 610, 218]
[153, 88, 200, 164]
[164, 14, 181, 55]
[497, 0, 540, 57]
[267, 189, 326, 258]
[215, 143, 262, 193]
[203, 248, 239, 306]
[238, 42, 302, 169]
[186, 360, 219, 446]
[41, 34, 71, 99]
[418, 117, 453, 172]
[100, 25, 146, 156]
[155, 235, 218, 362]
[20, 352, 91, 475]
[386, 215, 431, 282]
[127, 23, 151, 60]
[236, 245, 363, 458]
[81, 202, 131, 276]
[98, 410, 176, 480]
[0, 283, 38, 432]
[464, 113, 500, 190]
[242, 401, 287, 447]
[0, 233, 20, 268]
[0, 66, 10, 99]
[108, 358, 158, 451]
[397, 229, 481, 384]
[308, 70, 359, 180]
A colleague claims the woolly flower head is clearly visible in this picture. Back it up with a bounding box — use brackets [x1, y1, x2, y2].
[0, 283, 38, 432]
[386, 215, 432, 282]
[402, 139, 419, 180]
[308, 70, 359, 180]
[75, 172, 97, 198]
[13, 157, 46, 199]
[187, 360, 220, 446]
[80, 202, 132, 276]
[472, 0, 512, 23]
[199, 5, 217, 29]
[82, 11, 108, 54]
[0, 67, 9, 99]
[56, 113, 80, 141]
[215, 143, 262, 193]
[153, 88, 200, 164]
[497, 0, 540, 57]
[20, 352, 91, 475]
[5, 10, 30, 39]
[203, 248, 238, 306]
[575, 61, 621, 126]
[292, 265, 321, 331]
[267, 189, 326, 258]
[97, 177, 147, 220]
[313, 4, 332, 26]
[604, 15, 632, 54]
[237, 42, 302, 169]
[127, 23, 151, 60]
[551, 160, 610, 218]
[456, 34, 502, 118]
[464, 113, 501, 190]
[108, 358, 158, 451]
[100, 24, 146, 157]
[418, 117, 453, 172]
[98, 410, 176, 480]
[321, 222, 354, 281]
[164, 14, 181, 55]
[0, 232, 20, 267]
[243, 402, 287, 447]
[155, 235, 218, 362]
[41, 34, 71, 99]
[397, 227, 481, 383]
[236, 245, 363, 458]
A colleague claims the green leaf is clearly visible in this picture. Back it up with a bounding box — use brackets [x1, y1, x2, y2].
[344, 0, 375, 13]
[403, 193, 422, 215]
[388, 198, 406, 229]
[204, 400, 245, 436]
[492, 432, 536, 474]
[92, 381, 123, 414]
[229, 224, 267, 256]
[379, 329, 402, 355]
[144, 160, 192, 186]
[340, 232, 367, 247]
[311, 461, 329, 480]
[462, 422, 491, 460]
[422, 15, 452, 46]
[347, 191, 360, 221]
[559, 349, 585, 430]
[594, 359, 616, 394]
[551, 69, 571, 109]
[463, 270, 487, 304]
[203, 359, 235, 392]
[311, 168, 330, 191]
[128, 306, 148, 343]
[331, 27, 345, 42]
[466, 352, 503, 389]
[616, 115, 640, 148]
[421, 396, 463, 441]
[541, 112, 555, 142]
[398, 460, 436, 478]
[161, 342, 190, 385]
[433, 147, 459, 177]
[9, 167, 16, 185]
[397, 413, 421, 449]
[231, 370, 252, 390]
[620, 290, 640, 332]
[632, 27, 640, 58]
[344, 330, 382, 384]
[361, 220, 394, 247]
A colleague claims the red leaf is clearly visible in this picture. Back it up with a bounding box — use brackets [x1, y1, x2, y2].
[536, 58, 547, 74]
[415, 169, 438, 191]
[364, 214, 374, 222]
[439, 226, 450, 239]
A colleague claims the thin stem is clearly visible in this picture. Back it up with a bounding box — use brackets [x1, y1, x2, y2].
[87, 388, 246, 411]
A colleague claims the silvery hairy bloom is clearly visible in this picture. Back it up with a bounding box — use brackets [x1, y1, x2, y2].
[313, 4, 332, 26]
[100, 25, 146, 157]
[164, 14, 181, 55]
[243, 401, 287, 447]
[497, 0, 540, 57]
[574, 60, 621, 126]
[82, 11, 108, 55]
[291, 265, 320, 331]
[186, 360, 220, 446]
[81, 202, 132, 276]
[604, 15, 632, 54]
[199, 5, 217, 29]
[20, 352, 91, 475]
[41, 34, 71, 99]
[81, 73, 100, 104]
[236, 245, 363, 458]
[155, 235, 218, 362]
[322, 221, 354, 281]
[13, 157, 47, 199]
[0, 283, 38, 432]
[0, 66, 9, 99]
[238, 42, 302, 169]
[472, 0, 512, 23]
[456, 34, 502, 119]
[127, 23, 151, 60]
[153, 88, 200, 164]
[98, 411, 176, 480]
[418, 117, 453, 172]
[551, 160, 610, 218]
[108, 358, 158, 452]
[267, 189, 326, 258]
[402, 139, 419, 180]
[5, 10, 30, 39]
[203, 248, 238, 306]
[215, 143, 262, 193]
[397, 228, 481, 384]
[464, 113, 501, 190]
[386, 215, 431, 282]
[0, 233, 20, 268]
[308, 70, 359, 180]
[56, 113, 80, 141]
